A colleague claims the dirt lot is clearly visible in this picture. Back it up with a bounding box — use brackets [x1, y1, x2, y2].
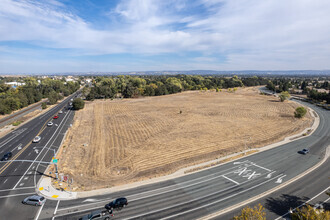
[57, 87, 312, 190]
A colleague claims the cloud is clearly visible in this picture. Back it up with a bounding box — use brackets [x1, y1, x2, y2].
[0, 0, 330, 72]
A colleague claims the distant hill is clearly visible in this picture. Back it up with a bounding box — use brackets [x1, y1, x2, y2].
[3, 70, 330, 76]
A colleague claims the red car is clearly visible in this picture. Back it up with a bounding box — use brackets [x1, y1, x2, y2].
[53, 115, 59, 119]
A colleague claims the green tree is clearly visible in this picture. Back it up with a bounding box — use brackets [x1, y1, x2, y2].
[279, 91, 290, 102]
[72, 98, 85, 110]
[233, 204, 266, 220]
[294, 107, 307, 118]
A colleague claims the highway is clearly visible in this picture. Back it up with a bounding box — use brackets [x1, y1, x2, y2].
[0, 93, 328, 220]
[37, 99, 329, 220]
[0, 93, 78, 220]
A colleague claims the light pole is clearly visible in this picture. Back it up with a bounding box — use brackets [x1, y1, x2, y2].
[33, 146, 58, 179]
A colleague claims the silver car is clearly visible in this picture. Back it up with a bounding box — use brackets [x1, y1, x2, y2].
[32, 136, 41, 143]
[22, 195, 46, 206]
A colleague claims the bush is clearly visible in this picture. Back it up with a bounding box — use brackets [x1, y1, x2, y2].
[294, 107, 307, 118]
[72, 98, 85, 110]
[41, 102, 47, 109]
[279, 91, 290, 102]
[12, 121, 22, 126]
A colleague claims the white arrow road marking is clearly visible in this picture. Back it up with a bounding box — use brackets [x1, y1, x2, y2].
[275, 175, 286, 183]
[266, 171, 276, 178]
[55, 124, 58, 126]
[34, 149, 39, 154]
[16, 143, 22, 151]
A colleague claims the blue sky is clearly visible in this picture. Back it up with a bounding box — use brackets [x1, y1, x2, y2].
[1, 0, 330, 74]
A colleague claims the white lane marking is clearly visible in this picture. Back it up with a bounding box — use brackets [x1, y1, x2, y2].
[0, 192, 34, 199]
[34, 200, 46, 220]
[274, 186, 330, 220]
[19, 183, 24, 186]
[28, 171, 32, 175]
[34, 108, 74, 186]
[251, 162, 272, 172]
[0, 134, 20, 149]
[222, 175, 240, 185]
[57, 164, 249, 212]
[0, 186, 34, 192]
[12, 108, 73, 190]
[4, 179, 8, 184]
[28, 152, 31, 156]
[24, 177, 28, 180]
[55, 173, 271, 218]
[14, 168, 17, 172]
[127, 174, 282, 219]
[52, 200, 60, 220]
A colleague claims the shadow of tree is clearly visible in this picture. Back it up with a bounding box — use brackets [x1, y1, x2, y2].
[265, 194, 310, 216]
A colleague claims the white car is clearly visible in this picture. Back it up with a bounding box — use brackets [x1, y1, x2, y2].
[59, 110, 63, 114]
[32, 136, 41, 143]
[47, 122, 53, 126]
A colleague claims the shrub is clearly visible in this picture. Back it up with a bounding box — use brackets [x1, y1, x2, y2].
[41, 102, 47, 109]
[12, 121, 22, 126]
[279, 91, 290, 102]
[294, 107, 307, 118]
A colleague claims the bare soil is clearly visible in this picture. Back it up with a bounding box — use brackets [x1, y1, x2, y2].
[57, 87, 312, 191]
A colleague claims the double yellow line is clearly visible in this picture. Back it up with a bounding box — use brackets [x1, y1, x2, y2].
[0, 112, 58, 175]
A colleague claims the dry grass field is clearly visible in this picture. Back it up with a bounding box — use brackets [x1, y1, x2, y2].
[57, 87, 312, 190]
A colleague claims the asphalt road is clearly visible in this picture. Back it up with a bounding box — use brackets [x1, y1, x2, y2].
[34, 99, 329, 220]
[0, 93, 79, 220]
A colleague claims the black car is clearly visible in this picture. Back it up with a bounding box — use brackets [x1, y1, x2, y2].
[298, 149, 309, 155]
[105, 197, 128, 210]
[79, 210, 113, 220]
[1, 152, 12, 161]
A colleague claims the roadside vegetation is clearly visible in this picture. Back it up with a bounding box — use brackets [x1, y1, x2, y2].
[72, 98, 85, 110]
[0, 77, 80, 115]
[85, 75, 268, 100]
[294, 107, 307, 118]
[266, 77, 330, 104]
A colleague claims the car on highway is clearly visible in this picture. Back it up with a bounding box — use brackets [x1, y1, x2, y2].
[22, 195, 46, 206]
[1, 152, 12, 161]
[53, 115, 59, 119]
[59, 110, 63, 114]
[47, 122, 53, 126]
[105, 197, 128, 210]
[298, 149, 309, 154]
[79, 210, 113, 220]
[32, 136, 41, 143]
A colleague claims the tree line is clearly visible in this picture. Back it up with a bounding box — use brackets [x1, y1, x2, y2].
[266, 77, 330, 104]
[0, 77, 80, 115]
[84, 75, 268, 100]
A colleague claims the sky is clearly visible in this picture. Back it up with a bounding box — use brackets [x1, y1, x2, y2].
[0, 0, 330, 74]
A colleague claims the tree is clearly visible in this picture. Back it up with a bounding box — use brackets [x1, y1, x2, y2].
[291, 204, 330, 220]
[294, 107, 307, 118]
[279, 91, 290, 102]
[72, 98, 85, 110]
[233, 204, 266, 220]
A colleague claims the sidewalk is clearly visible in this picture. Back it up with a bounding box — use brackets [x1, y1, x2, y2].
[37, 176, 77, 200]
[36, 105, 320, 200]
